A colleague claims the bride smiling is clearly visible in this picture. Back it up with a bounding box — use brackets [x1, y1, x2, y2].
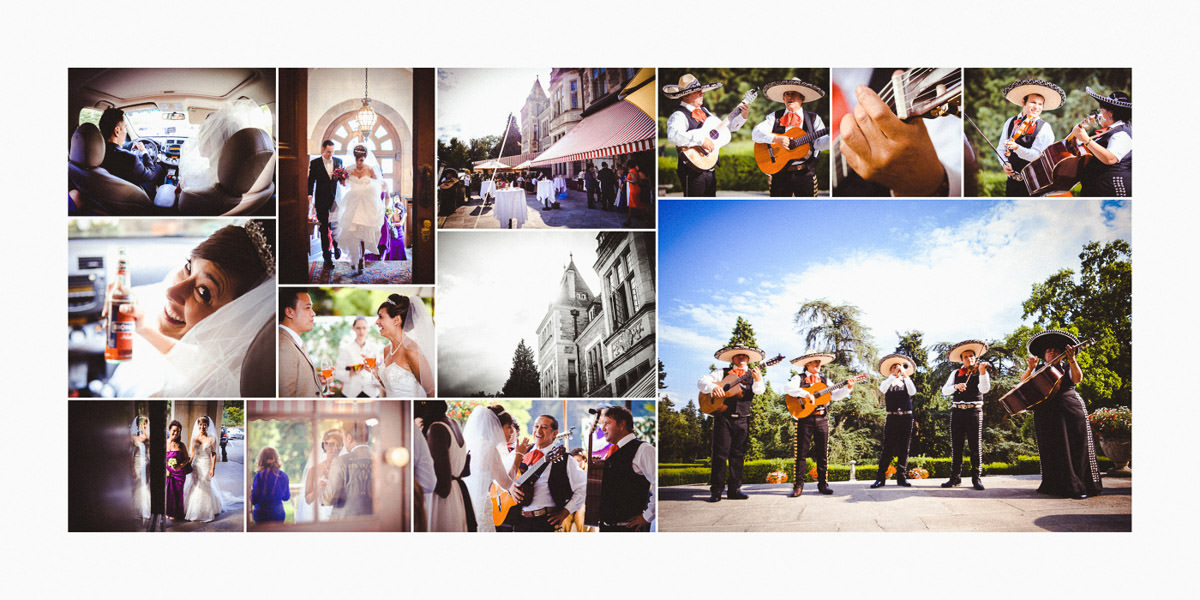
[105, 220, 276, 397]
[369, 294, 434, 398]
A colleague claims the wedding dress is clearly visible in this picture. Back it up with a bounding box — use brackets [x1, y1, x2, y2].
[132, 441, 151, 519]
[462, 407, 517, 533]
[185, 436, 224, 522]
[380, 361, 426, 398]
[336, 173, 384, 267]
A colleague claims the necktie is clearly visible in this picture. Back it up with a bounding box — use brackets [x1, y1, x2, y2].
[780, 112, 803, 128]
[691, 108, 707, 122]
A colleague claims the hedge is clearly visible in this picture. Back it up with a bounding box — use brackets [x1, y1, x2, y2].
[658, 152, 831, 194]
[659, 455, 1115, 486]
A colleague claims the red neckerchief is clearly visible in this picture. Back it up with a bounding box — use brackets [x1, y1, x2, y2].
[957, 365, 971, 377]
[523, 447, 544, 467]
[805, 373, 821, 385]
[731, 367, 746, 378]
[779, 112, 803, 128]
[691, 108, 706, 122]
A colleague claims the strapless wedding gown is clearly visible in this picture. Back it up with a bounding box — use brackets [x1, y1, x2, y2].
[185, 438, 224, 522]
[336, 174, 384, 265]
[132, 443, 150, 519]
[381, 362, 426, 398]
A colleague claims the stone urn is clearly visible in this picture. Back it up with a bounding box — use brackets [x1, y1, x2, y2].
[1099, 436, 1131, 477]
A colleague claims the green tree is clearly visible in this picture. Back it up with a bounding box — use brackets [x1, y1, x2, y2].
[223, 402, 244, 427]
[438, 137, 471, 169]
[500, 339, 540, 398]
[657, 359, 667, 390]
[495, 114, 522, 158]
[793, 300, 877, 369]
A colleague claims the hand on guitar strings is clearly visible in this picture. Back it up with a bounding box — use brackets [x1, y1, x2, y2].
[839, 83, 946, 196]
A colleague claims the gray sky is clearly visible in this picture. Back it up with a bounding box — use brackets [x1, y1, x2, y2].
[437, 230, 605, 396]
[438, 68, 553, 143]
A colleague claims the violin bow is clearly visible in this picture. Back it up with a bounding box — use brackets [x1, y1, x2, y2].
[964, 113, 1022, 181]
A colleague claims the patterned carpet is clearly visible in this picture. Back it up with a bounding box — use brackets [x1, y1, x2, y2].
[307, 259, 412, 284]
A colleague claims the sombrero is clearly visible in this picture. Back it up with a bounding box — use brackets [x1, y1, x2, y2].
[1027, 330, 1080, 358]
[762, 79, 825, 104]
[877, 353, 916, 377]
[947, 340, 988, 363]
[1086, 86, 1132, 110]
[1003, 79, 1066, 111]
[790, 352, 834, 368]
[715, 344, 765, 363]
[662, 73, 723, 99]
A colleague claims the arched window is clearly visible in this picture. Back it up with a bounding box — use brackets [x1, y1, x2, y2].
[321, 112, 403, 196]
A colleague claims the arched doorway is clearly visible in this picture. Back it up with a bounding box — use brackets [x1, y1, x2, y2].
[321, 111, 403, 196]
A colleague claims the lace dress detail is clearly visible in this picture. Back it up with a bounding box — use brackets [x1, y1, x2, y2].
[185, 438, 223, 522]
[381, 362, 426, 398]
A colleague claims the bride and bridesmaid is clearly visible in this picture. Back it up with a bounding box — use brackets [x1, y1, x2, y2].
[137, 415, 228, 525]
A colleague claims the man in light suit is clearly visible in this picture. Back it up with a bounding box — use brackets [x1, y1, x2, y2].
[278, 289, 322, 397]
[323, 419, 374, 519]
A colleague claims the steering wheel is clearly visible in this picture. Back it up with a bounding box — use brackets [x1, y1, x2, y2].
[123, 138, 161, 161]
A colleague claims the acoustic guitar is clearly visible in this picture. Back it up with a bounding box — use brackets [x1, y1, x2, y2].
[697, 354, 786, 415]
[583, 409, 605, 527]
[489, 438, 568, 527]
[784, 373, 869, 419]
[679, 88, 759, 171]
[754, 127, 829, 175]
[997, 338, 1096, 415]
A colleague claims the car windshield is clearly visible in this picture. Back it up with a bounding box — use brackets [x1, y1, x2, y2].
[77, 104, 275, 139]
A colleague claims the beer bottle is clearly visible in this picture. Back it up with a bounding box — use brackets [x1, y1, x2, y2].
[105, 248, 134, 362]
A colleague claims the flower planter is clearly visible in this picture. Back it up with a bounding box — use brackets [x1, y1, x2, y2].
[1099, 436, 1131, 477]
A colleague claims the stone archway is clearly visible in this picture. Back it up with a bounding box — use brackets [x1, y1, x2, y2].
[311, 99, 413, 196]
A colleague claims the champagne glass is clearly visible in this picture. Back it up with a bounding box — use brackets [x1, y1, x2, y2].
[320, 359, 334, 396]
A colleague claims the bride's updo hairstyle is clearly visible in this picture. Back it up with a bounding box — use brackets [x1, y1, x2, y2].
[487, 404, 514, 428]
[192, 219, 275, 298]
[378, 294, 412, 330]
[353, 145, 368, 160]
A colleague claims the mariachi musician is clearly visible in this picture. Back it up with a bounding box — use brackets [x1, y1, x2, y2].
[872, 353, 917, 488]
[940, 340, 990, 490]
[997, 79, 1065, 197]
[783, 352, 853, 497]
[1021, 330, 1103, 499]
[664, 73, 748, 197]
[751, 78, 830, 197]
[595, 405, 655, 531]
[1073, 87, 1132, 197]
[697, 344, 764, 502]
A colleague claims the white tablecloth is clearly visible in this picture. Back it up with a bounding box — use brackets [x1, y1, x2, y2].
[493, 188, 527, 228]
[536, 180, 554, 203]
[479, 180, 496, 199]
[553, 176, 567, 193]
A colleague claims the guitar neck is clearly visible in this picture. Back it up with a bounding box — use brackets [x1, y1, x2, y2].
[789, 128, 829, 149]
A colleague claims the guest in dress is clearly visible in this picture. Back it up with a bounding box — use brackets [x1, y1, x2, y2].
[251, 447, 290, 523]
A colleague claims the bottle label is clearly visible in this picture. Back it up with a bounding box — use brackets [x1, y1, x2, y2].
[106, 302, 134, 361]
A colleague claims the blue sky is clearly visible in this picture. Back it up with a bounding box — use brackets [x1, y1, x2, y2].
[658, 199, 1130, 405]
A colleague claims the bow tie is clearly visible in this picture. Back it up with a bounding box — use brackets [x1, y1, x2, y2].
[779, 112, 803, 127]
[523, 448, 544, 467]
[691, 108, 707, 122]
[805, 374, 820, 385]
[731, 368, 746, 378]
[957, 366, 972, 377]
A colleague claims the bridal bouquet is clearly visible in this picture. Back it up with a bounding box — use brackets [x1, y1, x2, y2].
[333, 167, 349, 183]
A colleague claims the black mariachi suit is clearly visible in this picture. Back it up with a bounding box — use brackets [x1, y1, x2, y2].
[1032, 368, 1103, 498]
[793, 374, 832, 485]
[710, 367, 753, 495]
[513, 452, 573, 532]
[308, 156, 343, 262]
[1003, 117, 1047, 197]
[675, 107, 717, 197]
[948, 367, 985, 480]
[768, 108, 821, 197]
[1080, 122, 1132, 197]
[876, 377, 915, 479]
[599, 439, 651, 531]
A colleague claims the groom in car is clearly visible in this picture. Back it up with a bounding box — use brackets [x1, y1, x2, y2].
[308, 140, 342, 269]
[98, 108, 163, 196]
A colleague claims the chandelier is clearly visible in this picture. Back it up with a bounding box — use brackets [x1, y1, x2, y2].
[357, 68, 377, 141]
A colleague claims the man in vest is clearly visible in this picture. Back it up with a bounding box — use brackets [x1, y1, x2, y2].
[998, 79, 1064, 196]
[507, 415, 585, 532]
[1074, 87, 1133, 197]
[663, 73, 748, 197]
[783, 353, 853, 496]
[697, 344, 764, 502]
[872, 353, 918, 488]
[752, 78, 830, 197]
[941, 340, 991, 490]
[597, 405, 655, 531]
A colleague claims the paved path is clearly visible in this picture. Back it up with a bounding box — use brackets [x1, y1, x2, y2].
[439, 188, 648, 229]
[659, 474, 1131, 532]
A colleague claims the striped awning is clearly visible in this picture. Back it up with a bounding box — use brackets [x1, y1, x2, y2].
[530, 100, 655, 166]
[472, 151, 539, 170]
[249, 399, 378, 416]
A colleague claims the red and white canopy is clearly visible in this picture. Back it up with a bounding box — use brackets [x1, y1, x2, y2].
[530, 99, 655, 166]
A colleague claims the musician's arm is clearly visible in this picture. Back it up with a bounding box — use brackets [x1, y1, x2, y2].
[878, 374, 897, 394]
[977, 369, 991, 393]
[632, 442, 657, 524]
[941, 372, 958, 396]
[904, 376, 917, 396]
[750, 375, 766, 396]
[811, 113, 831, 152]
[1066, 346, 1083, 384]
[1014, 123, 1055, 161]
[697, 370, 722, 395]
[563, 457, 587, 515]
[728, 107, 748, 131]
[782, 376, 810, 399]
[830, 386, 851, 402]
[1022, 357, 1038, 382]
[998, 118, 1014, 168]
[750, 116, 778, 144]
[1088, 130, 1130, 165]
[666, 111, 710, 147]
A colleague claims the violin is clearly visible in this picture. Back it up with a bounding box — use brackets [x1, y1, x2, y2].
[1005, 113, 1039, 157]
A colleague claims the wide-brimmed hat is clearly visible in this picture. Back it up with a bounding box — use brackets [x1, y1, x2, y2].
[662, 73, 723, 99]
[1027, 330, 1080, 357]
[1003, 79, 1066, 111]
[877, 353, 916, 377]
[715, 344, 765, 363]
[790, 352, 834, 368]
[763, 79, 825, 104]
[947, 340, 988, 363]
[1086, 86, 1132, 110]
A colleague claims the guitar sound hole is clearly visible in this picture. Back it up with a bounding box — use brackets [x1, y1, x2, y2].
[709, 130, 719, 139]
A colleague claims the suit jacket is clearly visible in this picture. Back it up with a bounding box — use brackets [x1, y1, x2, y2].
[277, 326, 321, 398]
[323, 444, 374, 519]
[308, 156, 343, 212]
[597, 167, 617, 194]
[102, 141, 163, 186]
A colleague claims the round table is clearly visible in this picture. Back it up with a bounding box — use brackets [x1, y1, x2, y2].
[493, 188, 527, 228]
[536, 180, 555, 206]
[479, 180, 496, 199]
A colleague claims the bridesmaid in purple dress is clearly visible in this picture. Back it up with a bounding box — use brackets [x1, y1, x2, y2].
[165, 420, 190, 520]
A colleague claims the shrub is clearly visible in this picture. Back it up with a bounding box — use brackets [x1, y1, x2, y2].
[1089, 406, 1131, 438]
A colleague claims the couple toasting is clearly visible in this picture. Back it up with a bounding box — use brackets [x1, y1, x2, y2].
[277, 290, 434, 398]
[308, 140, 386, 273]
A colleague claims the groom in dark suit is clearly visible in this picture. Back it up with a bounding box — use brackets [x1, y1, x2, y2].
[307, 140, 342, 269]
